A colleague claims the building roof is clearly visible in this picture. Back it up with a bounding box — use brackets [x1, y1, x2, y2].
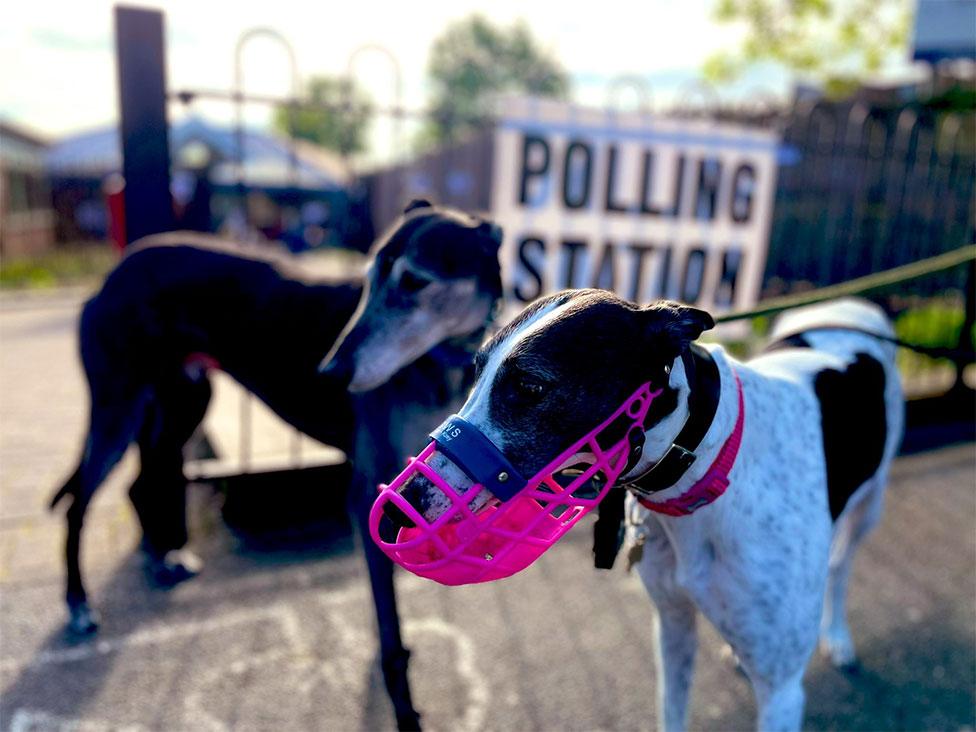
[0, 120, 49, 171]
[0, 120, 49, 148]
[44, 116, 350, 190]
[913, 0, 976, 63]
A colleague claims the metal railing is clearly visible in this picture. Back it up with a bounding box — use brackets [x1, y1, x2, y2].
[718, 245, 975, 398]
[765, 100, 975, 294]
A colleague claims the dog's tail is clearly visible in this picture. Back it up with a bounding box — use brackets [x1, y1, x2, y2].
[49, 465, 82, 510]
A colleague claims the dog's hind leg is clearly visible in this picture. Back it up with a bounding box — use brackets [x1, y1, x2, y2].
[129, 372, 211, 587]
[819, 477, 886, 669]
[52, 464, 91, 634]
[56, 390, 147, 635]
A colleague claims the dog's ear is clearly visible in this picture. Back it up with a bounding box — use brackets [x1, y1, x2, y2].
[403, 198, 433, 214]
[644, 300, 714, 353]
[476, 220, 504, 249]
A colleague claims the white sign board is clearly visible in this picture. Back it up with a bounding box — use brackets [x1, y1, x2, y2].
[490, 97, 779, 314]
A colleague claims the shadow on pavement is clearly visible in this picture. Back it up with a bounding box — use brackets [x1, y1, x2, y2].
[0, 480, 364, 730]
[716, 610, 976, 730]
[0, 553, 182, 727]
[901, 388, 976, 454]
[804, 613, 975, 731]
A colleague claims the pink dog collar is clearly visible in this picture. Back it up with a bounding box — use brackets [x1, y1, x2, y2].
[369, 382, 663, 585]
[637, 372, 744, 517]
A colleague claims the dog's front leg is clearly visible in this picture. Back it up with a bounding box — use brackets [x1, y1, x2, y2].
[650, 596, 698, 732]
[350, 469, 421, 731]
[629, 503, 697, 731]
[753, 673, 805, 732]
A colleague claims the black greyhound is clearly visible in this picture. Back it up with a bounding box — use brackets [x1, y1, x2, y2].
[50, 200, 503, 729]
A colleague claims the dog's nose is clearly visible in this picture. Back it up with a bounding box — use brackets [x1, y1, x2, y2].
[382, 473, 435, 530]
[382, 501, 416, 530]
[318, 356, 354, 387]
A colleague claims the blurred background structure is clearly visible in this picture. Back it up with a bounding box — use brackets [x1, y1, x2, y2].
[0, 1, 974, 729]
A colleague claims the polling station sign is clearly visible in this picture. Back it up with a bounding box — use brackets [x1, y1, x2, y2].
[490, 98, 779, 312]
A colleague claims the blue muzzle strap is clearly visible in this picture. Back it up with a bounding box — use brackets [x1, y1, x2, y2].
[429, 415, 528, 501]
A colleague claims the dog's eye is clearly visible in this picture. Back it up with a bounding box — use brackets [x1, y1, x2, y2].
[399, 269, 431, 293]
[516, 378, 545, 399]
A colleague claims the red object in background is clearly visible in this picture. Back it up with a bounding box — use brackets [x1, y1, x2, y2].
[103, 173, 127, 252]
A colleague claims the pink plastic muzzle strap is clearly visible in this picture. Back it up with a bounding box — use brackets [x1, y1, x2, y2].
[369, 382, 662, 585]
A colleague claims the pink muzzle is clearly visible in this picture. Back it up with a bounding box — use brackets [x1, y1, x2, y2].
[369, 383, 662, 585]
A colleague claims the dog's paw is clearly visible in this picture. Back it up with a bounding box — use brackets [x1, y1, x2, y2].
[66, 602, 100, 636]
[395, 711, 422, 732]
[837, 657, 862, 675]
[147, 549, 203, 588]
[820, 634, 858, 670]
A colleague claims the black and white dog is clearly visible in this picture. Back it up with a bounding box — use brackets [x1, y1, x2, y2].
[385, 289, 903, 731]
[50, 200, 503, 730]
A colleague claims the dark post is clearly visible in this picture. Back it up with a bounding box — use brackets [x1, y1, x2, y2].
[115, 5, 173, 244]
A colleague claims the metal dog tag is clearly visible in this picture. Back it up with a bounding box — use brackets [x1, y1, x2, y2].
[625, 534, 646, 573]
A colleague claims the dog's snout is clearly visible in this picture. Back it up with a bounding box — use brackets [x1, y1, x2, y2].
[318, 355, 354, 387]
[384, 473, 438, 527]
[378, 465, 441, 541]
[382, 501, 416, 530]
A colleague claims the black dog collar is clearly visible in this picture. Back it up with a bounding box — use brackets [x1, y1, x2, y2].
[623, 344, 721, 495]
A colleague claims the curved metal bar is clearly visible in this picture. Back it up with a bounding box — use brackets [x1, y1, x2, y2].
[232, 27, 301, 468]
[232, 27, 302, 195]
[672, 80, 719, 118]
[345, 43, 404, 170]
[604, 74, 653, 114]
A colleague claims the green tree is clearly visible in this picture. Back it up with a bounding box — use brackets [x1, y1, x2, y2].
[273, 75, 373, 155]
[420, 15, 570, 147]
[703, 0, 912, 96]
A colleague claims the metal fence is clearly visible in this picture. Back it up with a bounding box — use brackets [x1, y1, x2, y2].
[765, 100, 975, 294]
[743, 100, 973, 399]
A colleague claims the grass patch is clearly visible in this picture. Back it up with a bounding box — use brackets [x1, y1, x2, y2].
[0, 243, 119, 289]
[894, 300, 972, 350]
[894, 299, 973, 390]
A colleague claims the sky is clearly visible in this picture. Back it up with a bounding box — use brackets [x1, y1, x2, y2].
[0, 0, 917, 161]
